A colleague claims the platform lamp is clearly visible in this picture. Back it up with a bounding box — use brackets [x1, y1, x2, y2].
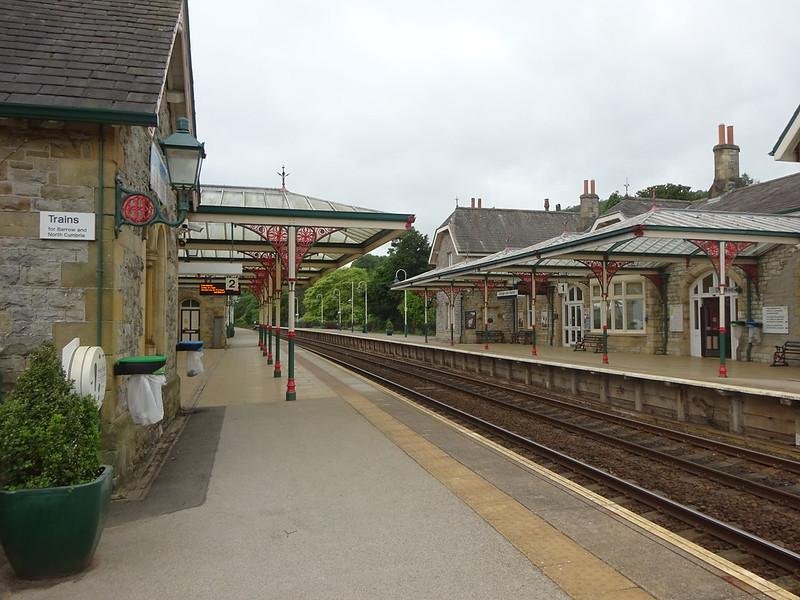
[115, 117, 206, 234]
[316, 293, 324, 328]
[394, 269, 408, 337]
[332, 288, 342, 330]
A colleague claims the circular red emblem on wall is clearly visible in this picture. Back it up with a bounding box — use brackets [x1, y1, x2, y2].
[121, 194, 156, 225]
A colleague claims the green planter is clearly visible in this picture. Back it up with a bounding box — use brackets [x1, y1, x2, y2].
[0, 465, 113, 579]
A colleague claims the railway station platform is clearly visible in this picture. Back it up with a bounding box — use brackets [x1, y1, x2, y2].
[1, 329, 788, 599]
[322, 330, 800, 397]
[302, 329, 800, 447]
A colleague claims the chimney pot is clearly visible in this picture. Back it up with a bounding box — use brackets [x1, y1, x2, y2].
[470, 197, 475, 208]
[590, 179, 596, 195]
[583, 179, 589, 195]
[726, 125, 734, 145]
[556, 203, 561, 211]
[718, 124, 725, 145]
[478, 197, 482, 208]
[544, 198, 550, 211]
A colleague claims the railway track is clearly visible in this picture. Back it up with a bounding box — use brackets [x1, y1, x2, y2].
[296, 336, 800, 590]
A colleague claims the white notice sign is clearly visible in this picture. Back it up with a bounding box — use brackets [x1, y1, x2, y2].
[763, 306, 789, 334]
[39, 211, 95, 240]
[496, 289, 518, 298]
[669, 305, 683, 332]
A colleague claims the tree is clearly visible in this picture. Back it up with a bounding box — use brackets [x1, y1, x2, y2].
[351, 253, 385, 272]
[370, 228, 432, 330]
[233, 290, 259, 327]
[733, 172, 754, 189]
[301, 267, 369, 328]
[636, 183, 707, 201]
[600, 191, 624, 215]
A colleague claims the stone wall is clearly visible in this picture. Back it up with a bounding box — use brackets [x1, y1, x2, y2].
[0, 118, 107, 394]
[178, 288, 228, 348]
[0, 106, 184, 483]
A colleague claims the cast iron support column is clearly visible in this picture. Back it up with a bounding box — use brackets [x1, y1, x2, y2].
[287, 225, 297, 400]
[718, 240, 728, 378]
[483, 276, 489, 350]
[423, 289, 429, 343]
[530, 269, 537, 356]
[267, 279, 273, 364]
[601, 261, 609, 364]
[274, 262, 282, 377]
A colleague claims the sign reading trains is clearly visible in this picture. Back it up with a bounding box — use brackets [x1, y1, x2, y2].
[39, 211, 95, 240]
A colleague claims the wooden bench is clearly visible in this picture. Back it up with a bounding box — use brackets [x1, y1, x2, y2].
[574, 333, 604, 353]
[476, 330, 505, 344]
[772, 341, 800, 366]
[514, 330, 533, 345]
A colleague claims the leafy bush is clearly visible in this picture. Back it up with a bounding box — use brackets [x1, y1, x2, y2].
[385, 318, 394, 333]
[0, 343, 101, 490]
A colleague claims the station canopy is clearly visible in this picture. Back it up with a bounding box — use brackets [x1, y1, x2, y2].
[180, 185, 414, 286]
[392, 209, 800, 291]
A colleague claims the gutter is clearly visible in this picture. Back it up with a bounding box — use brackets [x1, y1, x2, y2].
[0, 102, 157, 127]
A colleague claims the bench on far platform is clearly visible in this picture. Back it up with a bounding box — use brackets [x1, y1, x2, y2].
[476, 330, 505, 344]
[772, 341, 800, 366]
[574, 333, 604, 353]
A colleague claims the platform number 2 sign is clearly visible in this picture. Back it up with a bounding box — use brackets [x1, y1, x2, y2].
[225, 276, 240, 294]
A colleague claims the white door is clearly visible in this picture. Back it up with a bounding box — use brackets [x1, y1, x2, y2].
[180, 299, 200, 341]
[563, 286, 584, 346]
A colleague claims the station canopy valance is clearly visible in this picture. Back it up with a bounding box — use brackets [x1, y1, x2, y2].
[393, 209, 800, 291]
[180, 185, 414, 285]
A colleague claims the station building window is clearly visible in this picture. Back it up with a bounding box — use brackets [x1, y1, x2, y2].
[590, 277, 645, 332]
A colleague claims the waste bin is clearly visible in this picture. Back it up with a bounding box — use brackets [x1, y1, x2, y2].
[176, 340, 204, 377]
[114, 356, 167, 426]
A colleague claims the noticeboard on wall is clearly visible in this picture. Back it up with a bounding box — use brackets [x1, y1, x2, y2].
[464, 310, 477, 330]
[763, 306, 789, 334]
[669, 305, 683, 332]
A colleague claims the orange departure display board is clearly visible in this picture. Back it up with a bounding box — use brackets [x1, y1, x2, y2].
[199, 282, 227, 296]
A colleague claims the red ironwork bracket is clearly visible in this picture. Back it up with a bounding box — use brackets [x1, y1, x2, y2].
[241, 224, 340, 271]
[577, 260, 631, 294]
[687, 240, 754, 277]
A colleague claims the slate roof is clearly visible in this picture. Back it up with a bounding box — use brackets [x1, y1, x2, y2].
[0, 0, 183, 124]
[604, 197, 691, 218]
[437, 207, 583, 256]
[691, 172, 800, 214]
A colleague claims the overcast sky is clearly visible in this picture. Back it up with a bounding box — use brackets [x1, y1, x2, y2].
[190, 0, 800, 245]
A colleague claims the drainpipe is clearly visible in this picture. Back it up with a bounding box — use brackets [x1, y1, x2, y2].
[96, 124, 105, 347]
[746, 277, 753, 362]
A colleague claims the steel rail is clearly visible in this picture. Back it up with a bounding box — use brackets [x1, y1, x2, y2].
[299, 335, 800, 474]
[299, 340, 800, 574]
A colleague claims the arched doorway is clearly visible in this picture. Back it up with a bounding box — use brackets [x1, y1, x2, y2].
[689, 271, 740, 359]
[144, 225, 167, 354]
[562, 285, 584, 346]
[180, 299, 200, 341]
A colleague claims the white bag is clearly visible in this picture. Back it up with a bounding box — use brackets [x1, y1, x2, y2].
[127, 374, 165, 425]
[187, 350, 204, 377]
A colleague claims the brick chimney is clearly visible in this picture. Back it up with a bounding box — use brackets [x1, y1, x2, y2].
[579, 178, 600, 226]
[709, 123, 740, 198]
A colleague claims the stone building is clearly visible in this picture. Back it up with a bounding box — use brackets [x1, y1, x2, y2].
[409, 123, 800, 365]
[429, 195, 586, 343]
[0, 0, 197, 483]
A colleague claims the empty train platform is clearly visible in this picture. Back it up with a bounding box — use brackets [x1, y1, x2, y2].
[2, 328, 792, 599]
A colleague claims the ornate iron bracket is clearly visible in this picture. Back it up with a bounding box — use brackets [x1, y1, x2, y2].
[114, 176, 189, 236]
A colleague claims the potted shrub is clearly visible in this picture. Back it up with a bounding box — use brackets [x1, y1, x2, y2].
[385, 318, 394, 336]
[0, 343, 111, 579]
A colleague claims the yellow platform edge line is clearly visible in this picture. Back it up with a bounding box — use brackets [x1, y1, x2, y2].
[318, 356, 798, 600]
[308, 365, 656, 599]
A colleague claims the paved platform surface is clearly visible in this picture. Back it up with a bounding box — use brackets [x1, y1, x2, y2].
[1, 329, 780, 599]
[318, 329, 800, 396]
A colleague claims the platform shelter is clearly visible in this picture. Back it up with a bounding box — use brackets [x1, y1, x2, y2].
[393, 208, 800, 379]
[178, 184, 414, 399]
